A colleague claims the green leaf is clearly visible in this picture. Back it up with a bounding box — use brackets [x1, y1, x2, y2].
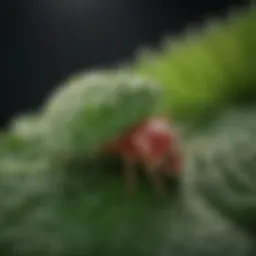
[8, 112, 46, 141]
[41, 70, 163, 156]
[1, 106, 256, 255]
[0, 156, 254, 256]
[186, 107, 256, 239]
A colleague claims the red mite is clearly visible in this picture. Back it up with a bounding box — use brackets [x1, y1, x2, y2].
[101, 117, 183, 197]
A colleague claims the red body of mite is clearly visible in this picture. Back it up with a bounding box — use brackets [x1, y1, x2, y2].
[102, 117, 183, 196]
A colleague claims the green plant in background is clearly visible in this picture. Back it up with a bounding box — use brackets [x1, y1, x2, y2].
[0, 6, 255, 256]
[131, 7, 256, 125]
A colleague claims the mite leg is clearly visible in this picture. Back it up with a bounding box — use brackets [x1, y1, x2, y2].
[167, 145, 183, 176]
[145, 161, 167, 197]
[122, 155, 138, 197]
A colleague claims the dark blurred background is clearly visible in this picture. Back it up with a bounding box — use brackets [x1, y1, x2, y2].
[1, 0, 249, 128]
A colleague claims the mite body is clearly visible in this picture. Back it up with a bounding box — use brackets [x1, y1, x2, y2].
[102, 117, 183, 197]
